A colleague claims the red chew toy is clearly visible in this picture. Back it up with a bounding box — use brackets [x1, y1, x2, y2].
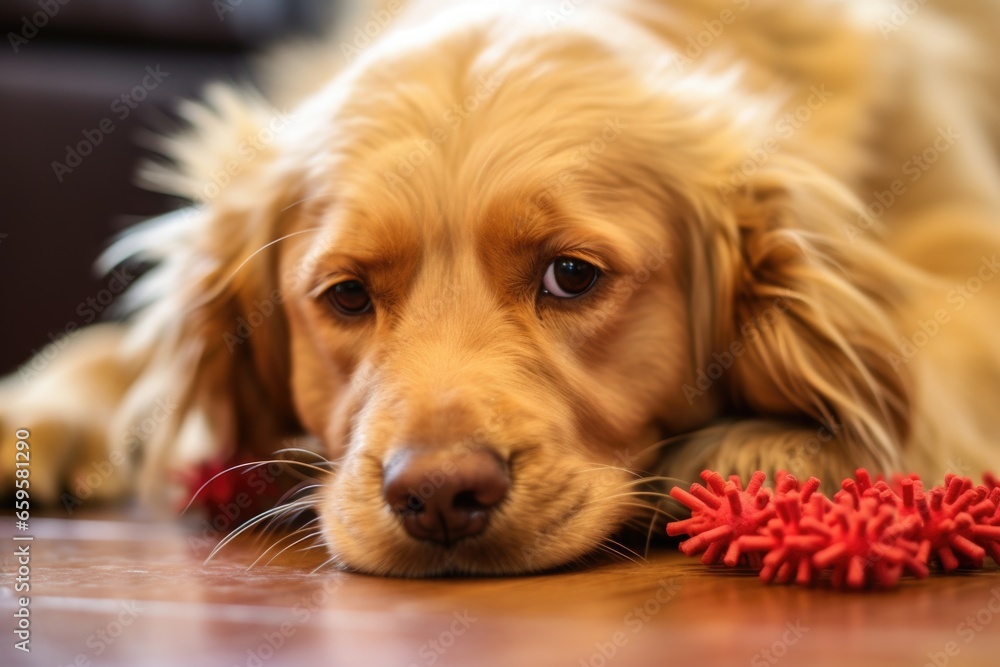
[667, 469, 1000, 589]
[665, 471, 775, 567]
[836, 470, 1000, 571]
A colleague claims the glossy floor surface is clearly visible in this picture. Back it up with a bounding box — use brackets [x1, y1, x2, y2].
[2, 514, 999, 667]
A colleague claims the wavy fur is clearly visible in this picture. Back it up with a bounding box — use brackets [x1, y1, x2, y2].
[2, 0, 1000, 575]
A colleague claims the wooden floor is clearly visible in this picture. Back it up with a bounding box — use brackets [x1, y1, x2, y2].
[3, 512, 999, 667]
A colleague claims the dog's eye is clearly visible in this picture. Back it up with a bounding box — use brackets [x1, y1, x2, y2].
[541, 257, 598, 298]
[325, 280, 372, 315]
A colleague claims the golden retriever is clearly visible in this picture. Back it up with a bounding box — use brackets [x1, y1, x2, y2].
[3, 0, 1000, 576]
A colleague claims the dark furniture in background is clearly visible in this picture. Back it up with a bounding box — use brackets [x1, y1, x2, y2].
[0, 0, 335, 374]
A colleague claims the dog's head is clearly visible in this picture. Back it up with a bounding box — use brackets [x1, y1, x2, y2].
[126, 6, 913, 575]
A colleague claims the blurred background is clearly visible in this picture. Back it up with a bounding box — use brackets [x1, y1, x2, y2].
[0, 0, 342, 374]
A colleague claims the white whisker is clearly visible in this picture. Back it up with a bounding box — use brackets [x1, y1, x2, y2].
[206, 499, 315, 563]
[225, 228, 325, 285]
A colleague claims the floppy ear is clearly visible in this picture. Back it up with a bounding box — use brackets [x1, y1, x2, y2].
[103, 85, 303, 494]
[694, 156, 920, 474]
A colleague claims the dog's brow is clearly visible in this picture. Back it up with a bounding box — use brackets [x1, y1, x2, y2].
[302, 213, 423, 298]
[475, 196, 630, 272]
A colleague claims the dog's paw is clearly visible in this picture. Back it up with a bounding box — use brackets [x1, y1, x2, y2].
[0, 409, 130, 510]
[0, 413, 81, 506]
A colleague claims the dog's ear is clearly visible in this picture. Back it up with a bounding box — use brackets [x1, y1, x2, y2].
[103, 85, 303, 492]
[690, 156, 919, 473]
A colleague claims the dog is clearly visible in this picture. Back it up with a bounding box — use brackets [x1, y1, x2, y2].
[3, 0, 1000, 576]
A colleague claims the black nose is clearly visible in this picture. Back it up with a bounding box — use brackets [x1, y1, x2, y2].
[382, 447, 509, 546]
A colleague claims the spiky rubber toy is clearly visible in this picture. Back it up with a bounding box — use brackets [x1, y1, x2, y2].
[667, 469, 1000, 589]
[665, 471, 775, 567]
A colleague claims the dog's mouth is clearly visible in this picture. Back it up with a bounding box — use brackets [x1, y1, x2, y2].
[314, 457, 641, 577]
[407, 488, 593, 576]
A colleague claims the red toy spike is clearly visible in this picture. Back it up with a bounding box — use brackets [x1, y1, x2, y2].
[869, 471, 999, 571]
[812, 498, 928, 588]
[667, 470, 774, 567]
[917, 482, 991, 570]
[741, 491, 830, 586]
[985, 472, 999, 490]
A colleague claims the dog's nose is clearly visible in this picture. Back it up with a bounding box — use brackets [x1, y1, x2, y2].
[383, 448, 509, 546]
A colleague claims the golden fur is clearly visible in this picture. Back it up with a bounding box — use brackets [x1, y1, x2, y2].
[3, 0, 1000, 575]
